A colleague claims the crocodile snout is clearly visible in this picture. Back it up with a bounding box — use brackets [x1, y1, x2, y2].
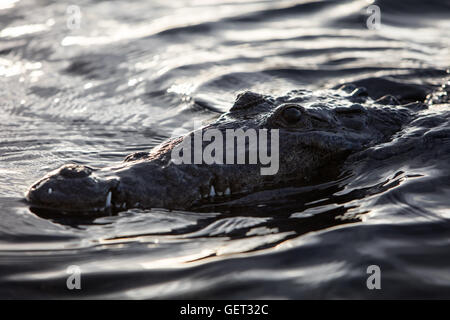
[26, 164, 119, 213]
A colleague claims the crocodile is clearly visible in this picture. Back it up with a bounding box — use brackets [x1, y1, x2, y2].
[25, 86, 417, 215]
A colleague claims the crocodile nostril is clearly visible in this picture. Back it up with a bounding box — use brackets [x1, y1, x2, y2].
[59, 164, 93, 179]
[282, 107, 303, 124]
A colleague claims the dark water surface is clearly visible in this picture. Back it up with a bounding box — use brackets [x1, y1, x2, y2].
[0, 0, 449, 298]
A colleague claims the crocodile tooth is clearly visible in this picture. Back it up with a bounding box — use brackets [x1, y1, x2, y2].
[224, 187, 231, 196]
[217, 191, 223, 196]
[209, 185, 216, 197]
[48, 188, 52, 194]
[106, 191, 112, 208]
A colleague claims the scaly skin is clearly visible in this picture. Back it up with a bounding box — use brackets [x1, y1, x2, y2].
[25, 87, 412, 214]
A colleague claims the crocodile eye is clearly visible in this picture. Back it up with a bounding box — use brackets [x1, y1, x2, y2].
[282, 107, 302, 124]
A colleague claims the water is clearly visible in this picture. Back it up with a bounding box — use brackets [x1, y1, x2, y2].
[0, 0, 449, 299]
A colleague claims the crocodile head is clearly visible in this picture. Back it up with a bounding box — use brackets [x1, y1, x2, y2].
[25, 88, 411, 214]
